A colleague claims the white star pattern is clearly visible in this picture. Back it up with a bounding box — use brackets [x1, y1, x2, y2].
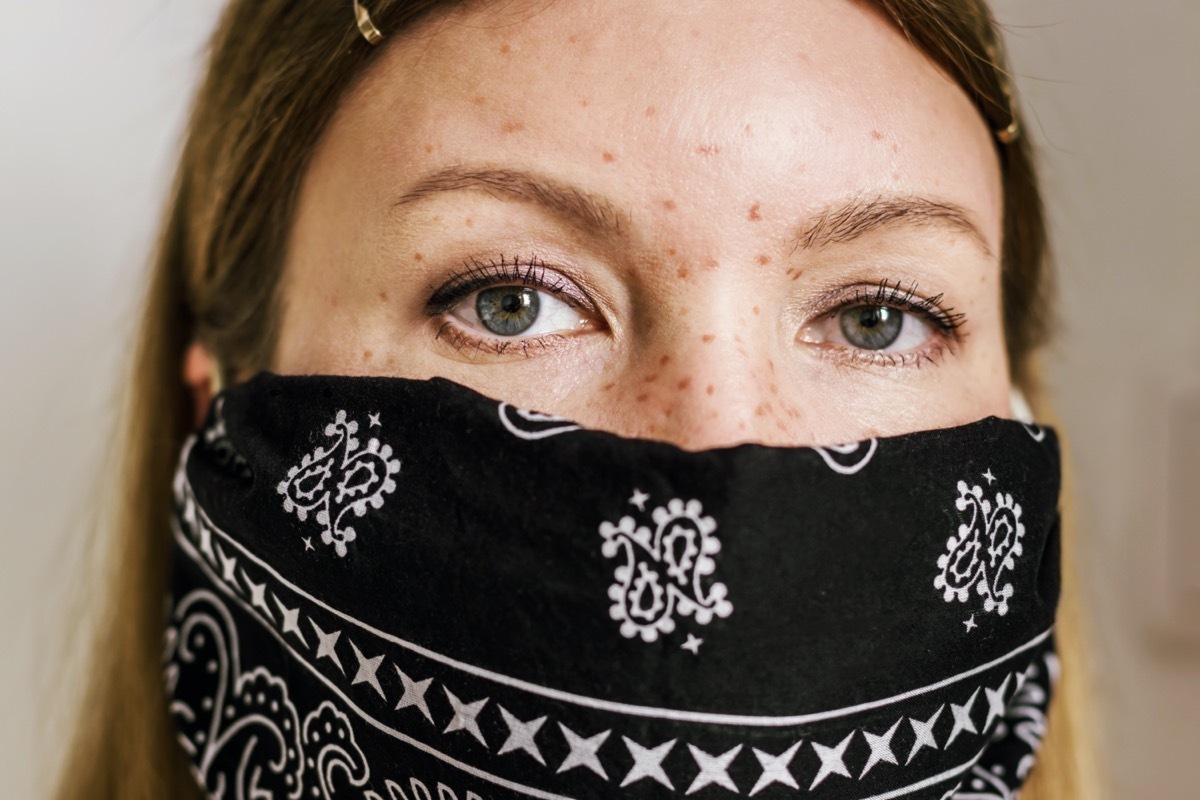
[272, 595, 307, 646]
[860, 719, 901, 778]
[620, 736, 676, 789]
[907, 705, 944, 764]
[810, 731, 855, 789]
[947, 688, 980, 746]
[984, 674, 1012, 729]
[443, 687, 489, 748]
[240, 570, 274, 622]
[685, 744, 742, 795]
[963, 614, 978, 633]
[309, 618, 344, 673]
[557, 724, 610, 779]
[681, 634, 703, 655]
[629, 488, 650, 511]
[983, 469, 996, 484]
[303, 537, 314, 551]
[749, 741, 802, 796]
[394, 667, 434, 723]
[497, 706, 547, 765]
[216, 544, 240, 590]
[348, 640, 386, 700]
[368, 412, 382, 427]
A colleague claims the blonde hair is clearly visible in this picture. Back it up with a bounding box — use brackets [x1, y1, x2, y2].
[56, 1, 1097, 797]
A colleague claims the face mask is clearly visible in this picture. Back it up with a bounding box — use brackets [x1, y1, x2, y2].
[165, 373, 1061, 800]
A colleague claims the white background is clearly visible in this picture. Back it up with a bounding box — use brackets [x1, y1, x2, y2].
[1, 1, 1197, 797]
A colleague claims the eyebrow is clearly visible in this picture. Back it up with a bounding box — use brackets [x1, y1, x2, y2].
[394, 166, 626, 235]
[794, 195, 993, 258]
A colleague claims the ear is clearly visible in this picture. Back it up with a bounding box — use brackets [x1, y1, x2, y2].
[183, 342, 219, 430]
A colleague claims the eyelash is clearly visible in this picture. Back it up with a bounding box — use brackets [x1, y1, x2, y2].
[426, 255, 591, 357]
[426, 257, 967, 367]
[813, 279, 967, 369]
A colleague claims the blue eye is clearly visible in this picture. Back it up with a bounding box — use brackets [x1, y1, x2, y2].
[476, 286, 540, 336]
[839, 305, 903, 350]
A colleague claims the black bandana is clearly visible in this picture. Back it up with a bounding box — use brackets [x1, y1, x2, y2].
[166, 373, 1061, 800]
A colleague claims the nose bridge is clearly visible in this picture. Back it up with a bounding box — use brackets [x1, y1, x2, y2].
[634, 297, 796, 450]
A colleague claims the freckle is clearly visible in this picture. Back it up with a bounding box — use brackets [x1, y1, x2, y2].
[677, 266, 689, 279]
[706, 384, 715, 396]
[667, 247, 677, 256]
[734, 334, 743, 344]
[472, 95, 486, 106]
[776, 420, 788, 433]
[677, 377, 691, 391]
[568, 34, 578, 43]
[581, 98, 591, 108]
[871, 129, 883, 141]
[662, 199, 676, 211]
[791, 270, 803, 282]
[413, 252, 423, 261]
[424, 144, 434, 154]
[644, 373, 658, 383]
[696, 144, 720, 156]
[767, 359, 775, 373]
[892, 142, 900, 153]
[378, 290, 388, 302]
[659, 355, 671, 366]
[602, 151, 615, 162]
[664, 407, 674, 418]
[704, 258, 719, 270]
[892, 172, 901, 181]
[465, 218, 473, 228]
[757, 254, 771, 265]
[501, 121, 525, 134]
[738, 421, 747, 432]
[744, 124, 753, 136]
[755, 404, 766, 417]
[770, 383, 779, 395]
[645, 106, 656, 116]
[499, 43, 511, 53]
[362, 349, 373, 361]
[752, 305, 760, 315]
[679, 307, 689, 316]
[602, 382, 616, 391]
[701, 334, 715, 343]
[635, 393, 649, 403]
[748, 203, 761, 221]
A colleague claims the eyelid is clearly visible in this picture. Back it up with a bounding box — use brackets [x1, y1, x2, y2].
[426, 255, 598, 318]
[809, 279, 967, 336]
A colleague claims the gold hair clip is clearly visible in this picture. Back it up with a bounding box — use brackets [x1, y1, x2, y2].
[353, 0, 384, 45]
[984, 39, 1021, 145]
[996, 119, 1021, 145]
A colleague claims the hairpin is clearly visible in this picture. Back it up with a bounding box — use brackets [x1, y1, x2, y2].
[983, 39, 1021, 145]
[353, 0, 384, 45]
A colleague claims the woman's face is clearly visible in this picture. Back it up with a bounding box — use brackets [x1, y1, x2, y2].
[274, 0, 1007, 449]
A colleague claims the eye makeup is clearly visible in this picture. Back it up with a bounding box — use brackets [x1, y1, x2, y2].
[422, 254, 968, 369]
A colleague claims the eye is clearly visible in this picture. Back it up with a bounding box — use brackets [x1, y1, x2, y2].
[451, 284, 587, 338]
[804, 303, 935, 352]
[835, 304, 931, 351]
[797, 280, 966, 366]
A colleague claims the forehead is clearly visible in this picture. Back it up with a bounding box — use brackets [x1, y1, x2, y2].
[334, 0, 1001, 248]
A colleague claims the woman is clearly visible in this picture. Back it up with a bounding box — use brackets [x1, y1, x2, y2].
[58, 0, 1096, 797]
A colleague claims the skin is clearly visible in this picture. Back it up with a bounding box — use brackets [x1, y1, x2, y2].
[196, 0, 1012, 450]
